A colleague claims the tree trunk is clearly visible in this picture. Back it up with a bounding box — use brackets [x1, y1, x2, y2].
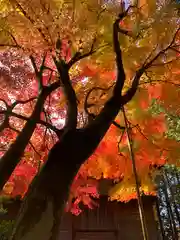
[10, 128, 101, 239]
[0, 81, 60, 190]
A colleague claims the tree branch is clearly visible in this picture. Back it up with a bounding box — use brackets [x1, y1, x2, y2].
[30, 54, 47, 91]
[9, 125, 41, 158]
[0, 30, 21, 49]
[67, 7, 107, 69]
[0, 110, 63, 137]
[11, 97, 37, 108]
[121, 26, 180, 105]
[0, 98, 9, 109]
[84, 84, 115, 116]
[83, 11, 130, 141]
[0, 99, 14, 133]
[53, 58, 77, 130]
[113, 120, 125, 130]
[67, 41, 96, 68]
[0, 117, 9, 132]
[134, 124, 169, 152]
[10, 0, 50, 45]
[0, 80, 61, 190]
[83, 84, 125, 129]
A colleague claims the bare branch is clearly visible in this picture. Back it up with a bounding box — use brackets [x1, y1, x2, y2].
[53, 59, 77, 130]
[170, 46, 180, 54]
[0, 30, 21, 49]
[112, 120, 125, 130]
[0, 110, 63, 137]
[140, 79, 180, 87]
[84, 84, 125, 130]
[144, 27, 179, 70]
[67, 43, 96, 68]
[11, 0, 50, 45]
[84, 84, 115, 116]
[11, 97, 37, 108]
[67, 7, 108, 69]
[151, 57, 179, 67]
[0, 118, 9, 132]
[30, 55, 39, 77]
[9, 125, 41, 157]
[134, 124, 169, 152]
[121, 26, 180, 105]
[117, 128, 125, 153]
[143, 44, 159, 67]
[68, 43, 109, 69]
[30, 54, 47, 91]
[0, 44, 21, 48]
[0, 98, 9, 109]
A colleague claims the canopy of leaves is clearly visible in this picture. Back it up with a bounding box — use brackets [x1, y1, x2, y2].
[0, 0, 179, 214]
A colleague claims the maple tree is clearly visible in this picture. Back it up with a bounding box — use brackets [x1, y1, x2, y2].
[0, 0, 179, 239]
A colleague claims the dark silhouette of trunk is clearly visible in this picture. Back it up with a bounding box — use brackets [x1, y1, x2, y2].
[0, 81, 60, 190]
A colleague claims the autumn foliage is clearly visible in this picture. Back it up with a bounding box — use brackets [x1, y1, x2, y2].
[0, 0, 179, 217]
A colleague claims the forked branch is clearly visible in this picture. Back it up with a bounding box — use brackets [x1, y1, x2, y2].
[53, 58, 77, 130]
[121, 26, 180, 105]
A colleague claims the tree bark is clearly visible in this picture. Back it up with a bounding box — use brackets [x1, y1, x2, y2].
[0, 81, 60, 190]
[10, 129, 103, 240]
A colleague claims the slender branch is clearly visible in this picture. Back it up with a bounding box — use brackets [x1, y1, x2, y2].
[0, 30, 21, 49]
[134, 124, 169, 152]
[0, 98, 9, 109]
[67, 45, 96, 69]
[68, 43, 110, 69]
[67, 7, 107, 69]
[30, 54, 47, 91]
[11, 97, 37, 108]
[113, 120, 125, 130]
[144, 27, 179, 70]
[0, 117, 9, 132]
[41, 112, 50, 150]
[10, 0, 50, 45]
[83, 84, 125, 130]
[0, 109, 63, 136]
[42, 107, 60, 142]
[143, 44, 159, 67]
[121, 27, 179, 105]
[170, 47, 180, 54]
[30, 55, 39, 77]
[9, 125, 41, 157]
[141, 79, 180, 87]
[0, 99, 14, 132]
[151, 57, 179, 67]
[0, 44, 21, 48]
[84, 84, 115, 115]
[117, 128, 125, 153]
[53, 59, 77, 130]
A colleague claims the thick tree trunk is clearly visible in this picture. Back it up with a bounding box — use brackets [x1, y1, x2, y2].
[10, 129, 97, 240]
